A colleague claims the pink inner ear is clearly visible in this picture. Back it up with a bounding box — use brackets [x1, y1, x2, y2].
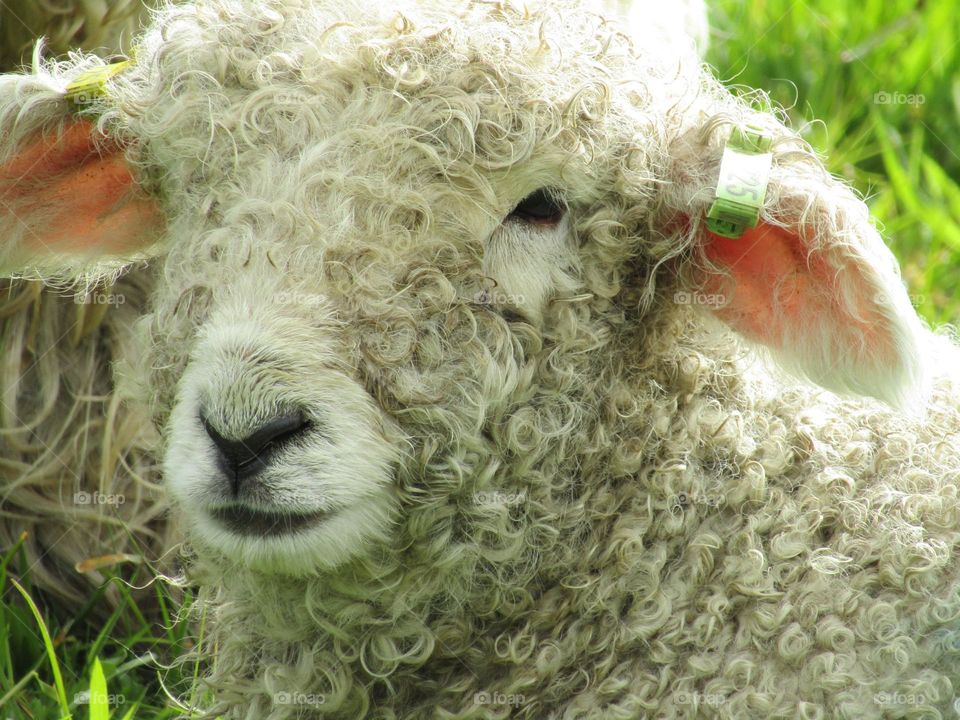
[701, 222, 894, 364]
[0, 119, 159, 258]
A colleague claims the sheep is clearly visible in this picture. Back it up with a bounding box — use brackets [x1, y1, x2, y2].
[0, 0, 171, 621]
[3, 0, 960, 718]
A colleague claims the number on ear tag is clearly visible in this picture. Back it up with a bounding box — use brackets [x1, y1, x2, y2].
[706, 126, 773, 238]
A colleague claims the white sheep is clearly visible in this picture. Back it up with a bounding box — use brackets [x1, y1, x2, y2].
[3, 1, 960, 718]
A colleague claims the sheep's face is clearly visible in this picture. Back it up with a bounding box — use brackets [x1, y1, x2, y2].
[160, 197, 589, 576]
[141, 1, 674, 575]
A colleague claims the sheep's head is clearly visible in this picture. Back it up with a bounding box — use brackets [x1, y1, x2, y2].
[0, 0, 927, 577]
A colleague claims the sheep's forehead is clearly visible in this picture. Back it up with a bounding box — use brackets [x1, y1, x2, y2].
[136, 0, 660, 222]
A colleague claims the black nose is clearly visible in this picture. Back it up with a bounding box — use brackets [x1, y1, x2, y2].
[200, 410, 311, 489]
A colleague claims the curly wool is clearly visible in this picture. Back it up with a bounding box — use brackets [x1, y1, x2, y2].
[3, 1, 960, 718]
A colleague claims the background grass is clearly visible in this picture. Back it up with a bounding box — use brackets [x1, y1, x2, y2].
[1, 536, 199, 719]
[1, 0, 958, 718]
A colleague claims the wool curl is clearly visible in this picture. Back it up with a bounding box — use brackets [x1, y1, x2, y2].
[3, 1, 960, 719]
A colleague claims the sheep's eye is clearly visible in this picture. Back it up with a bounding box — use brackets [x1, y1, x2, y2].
[508, 189, 564, 225]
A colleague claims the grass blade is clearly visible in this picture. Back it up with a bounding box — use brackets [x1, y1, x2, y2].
[88, 657, 109, 720]
[8, 577, 72, 719]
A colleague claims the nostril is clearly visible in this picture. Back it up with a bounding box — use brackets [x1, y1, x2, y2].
[200, 410, 311, 483]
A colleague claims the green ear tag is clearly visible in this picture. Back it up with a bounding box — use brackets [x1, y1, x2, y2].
[64, 60, 132, 110]
[706, 125, 773, 238]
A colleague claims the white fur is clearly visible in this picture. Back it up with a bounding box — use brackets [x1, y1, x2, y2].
[163, 275, 401, 575]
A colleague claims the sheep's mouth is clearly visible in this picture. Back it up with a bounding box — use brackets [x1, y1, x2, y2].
[210, 505, 332, 536]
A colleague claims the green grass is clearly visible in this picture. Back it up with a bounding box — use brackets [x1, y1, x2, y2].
[1, 1, 959, 717]
[0, 536, 200, 719]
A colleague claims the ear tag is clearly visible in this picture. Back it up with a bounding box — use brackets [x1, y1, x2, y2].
[706, 125, 773, 238]
[64, 60, 132, 110]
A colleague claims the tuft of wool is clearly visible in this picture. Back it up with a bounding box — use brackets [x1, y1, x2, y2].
[3, 1, 960, 718]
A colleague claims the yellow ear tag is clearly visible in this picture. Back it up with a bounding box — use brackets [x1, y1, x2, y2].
[64, 60, 132, 110]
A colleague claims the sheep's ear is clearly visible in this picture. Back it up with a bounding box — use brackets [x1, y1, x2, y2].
[0, 116, 161, 277]
[658, 116, 929, 411]
[689, 175, 928, 411]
